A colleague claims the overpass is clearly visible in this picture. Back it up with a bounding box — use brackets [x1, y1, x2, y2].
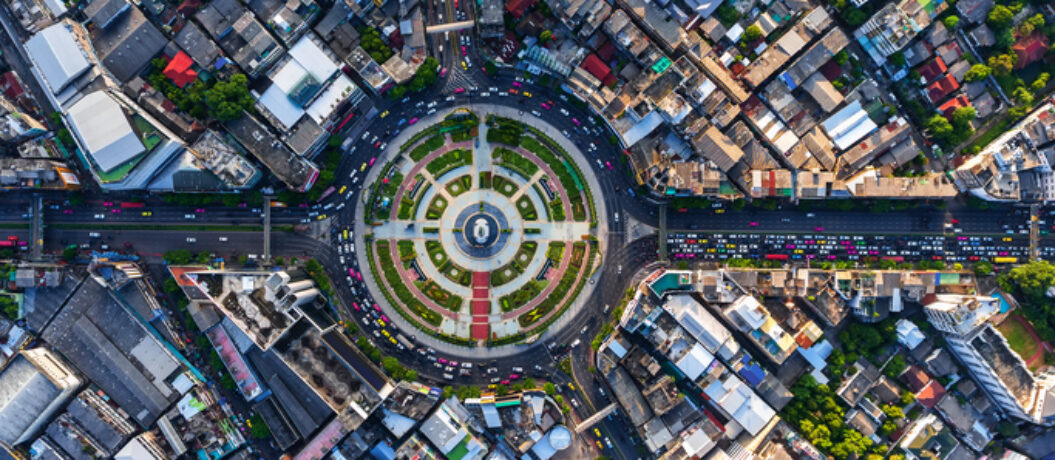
[425, 21, 474, 34]
[573, 403, 617, 433]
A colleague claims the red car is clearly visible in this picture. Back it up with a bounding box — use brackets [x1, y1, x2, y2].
[749, 222, 759, 227]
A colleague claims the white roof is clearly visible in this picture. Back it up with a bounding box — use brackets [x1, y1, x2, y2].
[42, 0, 67, 17]
[725, 23, 744, 42]
[729, 295, 767, 330]
[704, 376, 775, 436]
[822, 100, 878, 150]
[25, 23, 90, 92]
[258, 84, 305, 129]
[306, 74, 356, 124]
[621, 110, 664, 147]
[288, 36, 338, 83]
[773, 130, 800, 154]
[666, 295, 732, 353]
[67, 91, 145, 172]
[675, 343, 714, 381]
[896, 319, 925, 349]
[114, 436, 155, 460]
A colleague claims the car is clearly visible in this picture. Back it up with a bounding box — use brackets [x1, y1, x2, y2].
[380, 110, 390, 118]
[814, 226, 824, 231]
[461, 61, 467, 70]
[408, 117, 418, 125]
[531, 110, 541, 117]
[572, 117, 581, 126]
[186, 237, 197, 243]
[361, 131, 370, 140]
[594, 428, 602, 438]
[749, 222, 759, 227]
[379, 142, 387, 150]
[541, 102, 550, 110]
[509, 373, 519, 379]
[454, 87, 465, 94]
[360, 162, 367, 171]
[605, 161, 612, 170]
[88, 232, 101, 238]
[185, 214, 195, 219]
[512, 81, 522, 87]
[141, 211, 152, 217]
[523, 91, 532, 98]
[374, 141, 381, 148]
[219, 237, 229, 242]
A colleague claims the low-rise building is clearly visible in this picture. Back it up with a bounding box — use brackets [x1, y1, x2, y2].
[195, 0, 284, 77]
[0, 349, 82, 449]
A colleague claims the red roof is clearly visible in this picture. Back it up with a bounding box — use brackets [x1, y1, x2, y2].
[1013, 33, 1050, 69]
[927, 74, 959, 104]
[916, 380, 946, 408]
[176, 0, 201, 16]
[580, 54, 610, 82]
[916, 56, 947, 83]
[939, 95, 971, 120]
[163, 51, 197, 88]
[0, 72, 24, 100]
[505, 0, 536, 19]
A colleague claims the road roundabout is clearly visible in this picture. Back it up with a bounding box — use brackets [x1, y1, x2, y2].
[354, 105, 605, 352]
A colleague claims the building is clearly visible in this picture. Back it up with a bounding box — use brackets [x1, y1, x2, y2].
[64, 90, 187, 190]
[821, 100, 878, 151]
[420, 400, 488, 460]
[23, 21, 94, 107]
[186, 130, 261, 189]
[854, 2, 925, 65]
[896, 319, 925, 349]
[86, 0, 167, 83]
[740, 6, 831, 89]
[0, 158, 81, 190]
[898, 413, 973, 460]
[174, 21, 221, 68]
[0, 349, 82, 449]
[346, 47, 392, 95]
[40, 278, 192, 428]
[255, 33, 364, 156]
[195, 0, 284, 77]
[225, 113, 319, 191]
[1013, 33, 1050, 69]
[924, 295, 998, 337]
[479, 0, 504, 38]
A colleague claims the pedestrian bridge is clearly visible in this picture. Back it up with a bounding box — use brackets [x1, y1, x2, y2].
[573, 404, 617, 433]
[425, 21, 474, 34]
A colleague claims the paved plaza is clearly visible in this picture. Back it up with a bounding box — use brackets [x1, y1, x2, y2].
[359, 107, 604, 347]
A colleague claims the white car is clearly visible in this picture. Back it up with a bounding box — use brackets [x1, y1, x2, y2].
[559, 108, 569, 116]
[427, 108, 437, 115]
[185, 214, 195, 219]
[531, 110, 541, 117]
[94, 214, 105, 220]
[186, 237, 197, 243]
[89, 232, 100, 238]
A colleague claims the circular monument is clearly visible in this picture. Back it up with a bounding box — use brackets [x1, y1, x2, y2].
[361, 108, 602, 347]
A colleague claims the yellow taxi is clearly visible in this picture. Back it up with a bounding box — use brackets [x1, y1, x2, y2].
[461, 61, 468, 70]
[523, 91, 533, 98]
[389, 336, 398, 345]
[142, 211, 152, 217]
[380, 110, 390, 118]
[317, 214, 326, 220]
[382, 329, 390, 338]
[715, 209, 725, 214]
[360, 162, 367, 171]
[1003, 237, 1013, 242]
[593, 428, 602, 438]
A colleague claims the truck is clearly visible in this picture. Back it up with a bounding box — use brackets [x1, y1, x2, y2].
[396, 333, 415, 351]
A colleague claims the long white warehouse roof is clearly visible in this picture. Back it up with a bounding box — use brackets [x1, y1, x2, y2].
[24, 22, 90, 93]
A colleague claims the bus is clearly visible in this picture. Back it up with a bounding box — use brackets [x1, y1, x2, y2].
[993, 257, 1018, 264]
[120, 202, 145, 208]
[0, 241, 13, 247]
[396, 333, 415, 350]
[765, 254, 789, 260]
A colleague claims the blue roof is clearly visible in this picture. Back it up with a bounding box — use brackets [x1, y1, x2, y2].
[738, 355, 766, 386]
[370, 442, 396, 460]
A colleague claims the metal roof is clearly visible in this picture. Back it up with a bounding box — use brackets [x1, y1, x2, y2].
[66, 91, 145, 173]
[24, 23, 90, 93]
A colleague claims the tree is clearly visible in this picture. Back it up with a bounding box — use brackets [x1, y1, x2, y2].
[248, 414, 272, 439]
[524, 377, 536, 389]
[964, 64, 991, 82]
[543, 382, 556, 395]
[900, 390, 916, 406]
[997, 420, 1020, 438]
[987, 5, 1014, 30]
[882, 404, 905, 419]
[484, 61, 497, 75]
[889, 52, 906, 67]
[164, 249, 193, 264]
[841, 6, 867, 27]
[743, 25, 763, 42]
[1013, 86, 1035, 107]
[951, 106, 977, 129]
[539, 30, 553, 43]
[879, 420, 897, 436]
[62, 246, 78, 261]
[925, 114, 956, 143]
[988, 53, 1017, 76]
[834, 50, 850, 66]
[974, 260, 994, 276]
[943, 15, 960, 29]
[883, 355, 907, 378]
[205, 74, 254, 122]
[1032, 73, 1050, 91]
[388, 84, 407, 100]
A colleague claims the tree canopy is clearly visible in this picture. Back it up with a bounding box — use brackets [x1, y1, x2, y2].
[987, 5, 1014, 30]
[206, 74, 254, 122]
[963, 64, 991, 82]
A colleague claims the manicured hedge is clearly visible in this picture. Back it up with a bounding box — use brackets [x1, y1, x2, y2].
[426, 149, 472, 177]
[516, 196, 537, 220]
[518, 242, 587, 327]
[446, 175, 473, 196]
[409, 134, 445, 161]
[493, 147, 539, 178]
[374, 240, 442, 325]
[492, 175, 518, 197]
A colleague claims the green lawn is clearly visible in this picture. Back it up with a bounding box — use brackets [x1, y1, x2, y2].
[998, 317, 1039, 363]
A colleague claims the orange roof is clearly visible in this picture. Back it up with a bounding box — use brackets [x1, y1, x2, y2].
[916, 380, 946, 408]
[927, 74, 959, 103]
[939, 95, 971, 120]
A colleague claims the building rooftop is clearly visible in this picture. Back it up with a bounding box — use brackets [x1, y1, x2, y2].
[66, 91, 146, 173]
[174, 21, 220, 68]
[24, 22, 91, 94]
[225, 113, 318, 191]
[971, 325, 1037, 410]
[40, 279, 185, 427]
[90, 4, 166, 82]
[0, 351, 80, 447]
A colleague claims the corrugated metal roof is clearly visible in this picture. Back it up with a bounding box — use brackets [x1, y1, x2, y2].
[25, 23, 90, 92]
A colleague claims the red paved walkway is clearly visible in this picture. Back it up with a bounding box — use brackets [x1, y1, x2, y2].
[471, 271, 490, 340]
